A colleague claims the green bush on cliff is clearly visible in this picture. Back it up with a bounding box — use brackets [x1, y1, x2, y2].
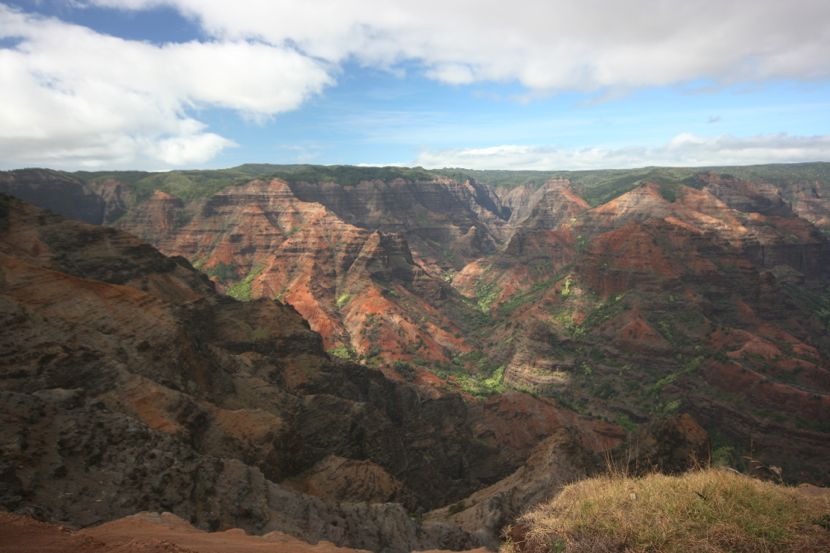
[336, 292, 352, 309]
[205, 262, 236, 283]
[456, 365, 506, 398]
[475, 279, 501, 312]
[392, 361, 416, 381]
[226, 264, 264, 301]
[328, 344, 355, 360]
[482, 365, 506, 391]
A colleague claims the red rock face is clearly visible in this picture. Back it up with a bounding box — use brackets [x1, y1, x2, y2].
[118, 179, 478, 367]
[285, 176, 508, 269]
[118, 189, 184, 243]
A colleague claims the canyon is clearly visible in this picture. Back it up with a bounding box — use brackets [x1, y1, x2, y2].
[1, 162, 829, 551]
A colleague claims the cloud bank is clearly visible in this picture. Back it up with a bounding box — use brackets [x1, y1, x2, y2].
[415, 133, 830, 170]
[0, 5, 331, 168]
[90, 0, 830, 90]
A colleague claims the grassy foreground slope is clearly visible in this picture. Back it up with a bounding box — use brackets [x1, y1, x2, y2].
[505, 469, 830, 553]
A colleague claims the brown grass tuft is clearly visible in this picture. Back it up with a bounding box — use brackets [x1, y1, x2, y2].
[503, 468, 830, 553]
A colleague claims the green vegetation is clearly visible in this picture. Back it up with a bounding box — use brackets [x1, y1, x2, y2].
[662, 398, 682, 413]
[440, 165, 704, 206]
[785, 285, 830, 334]
[553, 293, 628, 339]
[438, 162, 830, 206]
[560, 276, 573, 298]
[635, 357, 702, 415]
[73, 164, 437, 203]
[83, 168, 255, 203]
[454, 365, 506, 398]
[328, 344, 355, 360]
[615, 415, 638, 433]
[204, 262, 236, 283]
[336, 292, 352, 309]
[795, 417, 830, 434]
[475, 279, 501, 312]
[226, 264, 264, 301]
[655, 317, 684, 347]
[482, 365, 506, 391]
[61, 162, 830, 216]
[392, 361, 416, 381]
[251, 164, 436, 186]
[506, 468, 830, 553]
[581, 294, 627, 330]
[657, 181, 681, 202]
[711, 445, 736, 467]
[498, 273, 567, 316]
[251, 326, 269, 341]
[448, 500, 467, 515]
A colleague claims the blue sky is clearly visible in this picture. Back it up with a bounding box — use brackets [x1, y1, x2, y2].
[1, 0, 829, 170]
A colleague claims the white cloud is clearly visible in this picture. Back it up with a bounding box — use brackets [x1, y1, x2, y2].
[88, 0, 830, 91]
[3, 1, 830, 169]
[415, 133, 830, 170]
[0, 5, 332, 169]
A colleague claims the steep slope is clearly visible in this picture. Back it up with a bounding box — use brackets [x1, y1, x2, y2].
[697, 171, 830, 233]
[459, 179, 830, 484]
[285, 176, 509, 272]
[0, 169, 134, 225]
[0, 195, 613, 552]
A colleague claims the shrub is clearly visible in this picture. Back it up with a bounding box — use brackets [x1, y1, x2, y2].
[328, 344, 354, 360]
[336, 292, 352, 309]
[448, 501, 466, 515]
[392, 361, 416, 381]
[226, 264, 264, 301]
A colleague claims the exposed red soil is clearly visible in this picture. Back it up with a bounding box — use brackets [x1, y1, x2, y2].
[0, 511, 493, 553]
[703, 361, 830, 419]
[473, 392, 624, 455]
[0, 511, 369, 553]
[614, 315, 671, 352]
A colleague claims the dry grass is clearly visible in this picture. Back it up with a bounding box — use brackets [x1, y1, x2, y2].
[503, 468, 830, 553]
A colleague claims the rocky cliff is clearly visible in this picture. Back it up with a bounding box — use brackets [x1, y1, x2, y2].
[0, 169, 133, 225]
[0, 195, 620, 552]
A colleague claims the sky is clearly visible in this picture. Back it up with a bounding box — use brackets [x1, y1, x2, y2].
[1, 0, 829, 171]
